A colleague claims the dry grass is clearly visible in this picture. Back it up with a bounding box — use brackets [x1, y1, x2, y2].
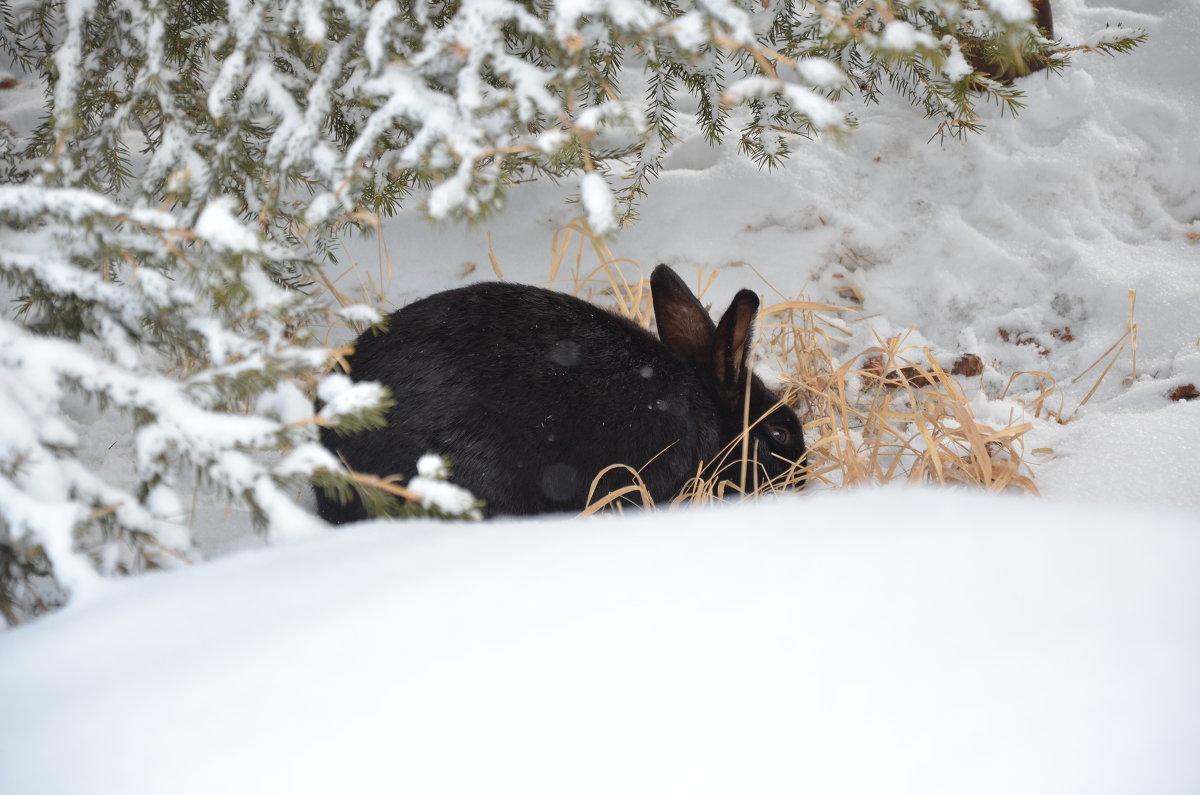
[784, 328, 1038, 495]
[539, 222, 1044, 512]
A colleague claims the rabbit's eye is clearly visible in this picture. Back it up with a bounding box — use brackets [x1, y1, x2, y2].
[768, 426, 790, 445]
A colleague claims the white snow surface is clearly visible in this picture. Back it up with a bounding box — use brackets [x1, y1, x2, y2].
[2, 490, 1198, 795]
[2, 0, 1200, 791]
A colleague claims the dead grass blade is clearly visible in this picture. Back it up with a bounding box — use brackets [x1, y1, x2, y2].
[580, 463, 656, 516]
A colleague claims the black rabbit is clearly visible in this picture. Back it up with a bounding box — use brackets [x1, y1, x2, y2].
[316, 264, 806, 522]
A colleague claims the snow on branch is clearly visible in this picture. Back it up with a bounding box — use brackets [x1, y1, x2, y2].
[9, 0, 1140, 231]
[0, 185, 388, 623]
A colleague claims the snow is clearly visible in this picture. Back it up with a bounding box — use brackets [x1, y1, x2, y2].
[416, 453, 452, 479]
[943, 38, 974, 82]
[256, 381, 317, 425]
[534, 128, 570, 156]
[406, 454, 484, 517]
[208, 49, 247, 120]
[580, 171, 617, 234]
[316, 372, 390, 423]
[408, 478, 482, 517]
[553, 0, 663, 39]
[723, 76, 847, 131]
[1, 491, 1198, 794]
[794, 57, 847, 90]
[336, 303, 384, 325]
[1036, 394, 1200, 509]
[1084, 25, 1147, 47]
[880, 20, 937, 52]
[575, 102, 643, 134]
[363, 0, 397, 72]
[984, 0, 1035, 24]
[3, 0, 1200, 790]
[194, 197, 261, 252]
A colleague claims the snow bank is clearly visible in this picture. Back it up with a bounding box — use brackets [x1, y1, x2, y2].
[1, 489, 1197, 794]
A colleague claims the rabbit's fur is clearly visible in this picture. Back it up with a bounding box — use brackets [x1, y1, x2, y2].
[317, 265, 805, 522]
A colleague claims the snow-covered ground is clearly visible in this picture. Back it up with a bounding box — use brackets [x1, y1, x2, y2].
[3, 491, 1199, 795]
[3, 0, 1199, 791]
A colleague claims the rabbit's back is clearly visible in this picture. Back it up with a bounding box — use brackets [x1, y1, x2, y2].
[320, 282, 722, 520]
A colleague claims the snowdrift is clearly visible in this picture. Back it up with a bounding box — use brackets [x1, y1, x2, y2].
[2, 490, 1198, 794]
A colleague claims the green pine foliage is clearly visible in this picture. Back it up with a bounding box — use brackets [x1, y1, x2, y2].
[0, 0, 1142, 624]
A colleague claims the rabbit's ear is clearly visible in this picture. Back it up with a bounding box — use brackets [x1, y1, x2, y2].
[712, 289, 758, 407]
[651, 265, 716, 364]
